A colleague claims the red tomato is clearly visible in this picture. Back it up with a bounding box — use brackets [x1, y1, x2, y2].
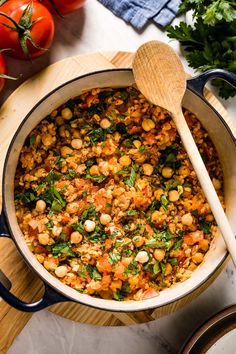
[0, 52, 7, 92]
[40, 0, 86, 15]
[0, 0, 55, 60]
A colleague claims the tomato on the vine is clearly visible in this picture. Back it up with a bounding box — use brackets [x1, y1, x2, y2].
[0, 0, 55, 60]
[40, 0, 86, 15]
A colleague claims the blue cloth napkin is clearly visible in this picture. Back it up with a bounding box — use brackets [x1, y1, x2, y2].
[98, 0, 181, 29]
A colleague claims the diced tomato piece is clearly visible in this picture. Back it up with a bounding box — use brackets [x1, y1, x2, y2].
[101, 275, 111, 290]
[34, 245, 50, 254]
[114, 263, 126, 281]
[62, 226, 73, 238]
[143, 132, 156, 145]
[104, 239, 113, 250]
[145, 224, 154, 237]
[97, 254, 112, 273]
[184, 231, 204, 245]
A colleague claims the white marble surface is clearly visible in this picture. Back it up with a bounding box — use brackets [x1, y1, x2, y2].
[1, 0, 236, 353]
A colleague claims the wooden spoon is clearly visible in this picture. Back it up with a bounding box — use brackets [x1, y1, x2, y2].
[133, 40, 236, 266]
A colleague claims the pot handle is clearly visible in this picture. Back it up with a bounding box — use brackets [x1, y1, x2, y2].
[187, 69, 236, 96]
[0, 212, 68, 312]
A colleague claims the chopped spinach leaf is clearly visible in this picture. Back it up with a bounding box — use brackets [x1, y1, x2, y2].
[113, 290, 124, 301]
[148, 200, 161, 213]
[165, 180, 181, 191]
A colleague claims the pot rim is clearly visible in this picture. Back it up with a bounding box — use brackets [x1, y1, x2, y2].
[2, 68, 234, 312]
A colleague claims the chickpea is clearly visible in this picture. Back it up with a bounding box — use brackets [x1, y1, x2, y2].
[188, 262, 197, 271]
[133, 236, 145, 248]
[142, 119, 155, 131]
[90, 165, 100, 175]
[192, 252, 204, 264]
[212, 178, 221, 190]
[199, 239, 209, 252]
[71, 139, 83, 150]
[133, 140, 142, 149]
[70, 231, 83, 244]
[84, 220, 96, 232]
[42, 134, 54, 147]
[55, 265, 68, 278]
[38, 233, 49, 245]
[44, 258, 58, 271]
[143, 163, 154, 176]
[100, 213, 111, 225]
[165, 263, 172, 276]
[66, 202, 79, 214]
[181, 213, 193, 226]
[100, 118, 111, 129]
[135, 251, 149, 264]
[206, 214, 214, 222]
[162, 167, 174, 178]
[55, 116, 64, 125]
[154, 188, 163, 201]
[61, 146, 73, 157]
[168, 190, 179, 202]
[36, 254, 45, 264]
[61, 107, 73, 120]
[35, 200, 46, 213]
[52, 226, 63, 237]
[119, 155, 132, 167]
[178, 166, 190, 177]
[154, 249, 165, 262]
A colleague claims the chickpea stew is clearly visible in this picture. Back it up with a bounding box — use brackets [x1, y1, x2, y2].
[14, 86, 224, 301]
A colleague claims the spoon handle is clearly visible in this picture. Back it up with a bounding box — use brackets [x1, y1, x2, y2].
[174, 108, 236, 266]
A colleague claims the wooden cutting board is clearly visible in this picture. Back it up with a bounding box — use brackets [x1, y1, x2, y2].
[0, 51, 234, 354]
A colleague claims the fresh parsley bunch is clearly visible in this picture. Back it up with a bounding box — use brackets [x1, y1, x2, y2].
[166, 0, 236, 99]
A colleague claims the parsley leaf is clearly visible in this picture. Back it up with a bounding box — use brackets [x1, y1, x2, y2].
[124, 163, 136, 188]
[166, 1, 236, 99]
[52, 242, 75, 257]
[108, 252, 121, 264]
[86, 265, 102, 280]
[85, 173, 107, 183]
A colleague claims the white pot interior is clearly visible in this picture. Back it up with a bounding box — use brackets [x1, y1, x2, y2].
[3, 69, 236, 312]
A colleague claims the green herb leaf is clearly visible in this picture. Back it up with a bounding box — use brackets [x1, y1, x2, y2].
[168, 258, 178, 266]
[126, 210, 137, 216]
[65, 169, 76, 179]
[124, 163, 136, 188]
[173, 238, 183, 250]
[87, 126, 106, 145]
[85, 173, 107, 183]
[108, 252, 121, 264]
[45, 220, 54, 230]
[153, 262, 160, 274]
[52, 242, 75, 257]
[40, 187, 66, 213]
[45, 170, 60, 185]
[86, 265, 102, 280]
[15, 190, 36, 205]
[160, 195, 169, 211]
